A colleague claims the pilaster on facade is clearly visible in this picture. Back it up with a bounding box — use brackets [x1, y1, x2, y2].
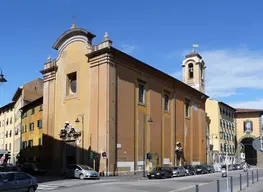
[40, 60, 58, 82]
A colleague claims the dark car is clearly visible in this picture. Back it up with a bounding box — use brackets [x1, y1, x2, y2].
[0, 165, 20, 172]
[206, 164, 215, 173]
[194, 165, 208, 174]
[232, 164, 238, 170]
[0, 171, 38, 192]
[236, 164, 242, 170]
[147, 167, 173, 179]
[21, 163, 46, 175]
[183, 165, 196, 175]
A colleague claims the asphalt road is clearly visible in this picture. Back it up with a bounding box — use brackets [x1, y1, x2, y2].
[36, 168, 263, 192]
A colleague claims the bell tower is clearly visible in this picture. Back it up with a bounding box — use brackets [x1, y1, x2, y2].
[182, 45, 206, 93]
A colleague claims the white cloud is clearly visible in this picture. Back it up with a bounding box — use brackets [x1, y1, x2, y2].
[228, 99, 263, 109]
[121, 44, 136, 54]
[171, 48, 263, 98]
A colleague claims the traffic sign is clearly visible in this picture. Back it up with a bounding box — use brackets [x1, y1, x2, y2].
[252, 137, 263, 151]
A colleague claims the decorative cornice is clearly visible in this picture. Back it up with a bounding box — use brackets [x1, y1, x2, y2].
[53, 28, 96, 50]
[40, 65, 58, 75]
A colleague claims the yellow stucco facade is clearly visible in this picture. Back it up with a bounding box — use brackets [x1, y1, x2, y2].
[21, 97, 43, 150]
[0, 102, 15, 163]
[206, 99, 236, 164]
[235, 109, 263, 166]
[236, 111, 261, 141]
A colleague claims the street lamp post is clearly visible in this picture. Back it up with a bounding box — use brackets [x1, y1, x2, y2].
[75, 114, 84, 164]
[210, 134, 218, 163]
[143, 113, 153, 178]
[0, 69, 7, 85]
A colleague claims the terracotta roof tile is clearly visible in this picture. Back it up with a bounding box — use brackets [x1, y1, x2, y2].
[235, 108, 263, 113]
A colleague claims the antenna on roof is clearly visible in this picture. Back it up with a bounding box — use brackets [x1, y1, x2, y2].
[192, 44, 199, 52]
[71, 13, 77, 29]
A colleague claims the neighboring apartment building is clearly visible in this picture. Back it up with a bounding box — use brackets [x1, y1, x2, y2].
[206, 99, 236, 164]
[20, 97, 43, 164]
[0, 102, 15, 163]
[11, 78, 43, 163]
[235, 108, 263, 166]
[40, 24, 208, 175]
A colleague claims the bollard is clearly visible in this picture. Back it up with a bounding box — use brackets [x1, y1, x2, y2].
[195, 184, 199, 192]
[257, 170, 259, 182]
[240, 174, 242, 191]
[247, 171, 249, 187]
[252, 171, 254, 184]
[217, 180, 220, 192]
[230, 176, 233, 192]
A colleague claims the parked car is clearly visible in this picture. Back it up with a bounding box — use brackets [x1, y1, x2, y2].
[21, 163, 46, 175]
[0, 165, 20, 172]
[183, 165, 196, 175]
[0, 171, 38, 191]
[172, 166, 187, 177]
[232, 164, 238, 170]
[64, 164, 99, 180]
[147, 167, 173, 179]
[194, 165, 208, 174]
[206, 164, 215, 173]
[236, 164, 242, 170]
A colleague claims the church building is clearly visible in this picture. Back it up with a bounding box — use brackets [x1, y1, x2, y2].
[40, 24, 209, 175]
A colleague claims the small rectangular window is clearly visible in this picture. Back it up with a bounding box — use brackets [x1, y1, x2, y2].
[185, 99, 191, 118]
[28, 140, 33, 148]
[164, 93, 169, 111]
[31, 108, 35, 115]
[38, 137, 42, 145]
[9, 143, 11, 150]
[138, 81, 146, 104]
[29, 123, 34, 131]
[22, 141, 27, 149]
[37, 120, 42, 129]
[39, 104, 43, 111]
[66, 72, 77, 96]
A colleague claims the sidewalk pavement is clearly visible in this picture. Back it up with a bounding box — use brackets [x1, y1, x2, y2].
[242, 181, 263, 192]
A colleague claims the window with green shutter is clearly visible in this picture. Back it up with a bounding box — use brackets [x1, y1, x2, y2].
[37, 120, 42, 129]
[29, 123, 34, 131]
[38, 137, 42, 145]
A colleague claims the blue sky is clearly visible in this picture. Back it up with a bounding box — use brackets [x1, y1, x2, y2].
[1, 0, 263, 108]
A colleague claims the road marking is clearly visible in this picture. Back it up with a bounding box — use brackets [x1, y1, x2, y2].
[168, 183, 208, 192]
[37, 184, 62, 190]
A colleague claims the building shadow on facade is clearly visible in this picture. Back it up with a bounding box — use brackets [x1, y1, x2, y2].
[17, 134, 101, 183]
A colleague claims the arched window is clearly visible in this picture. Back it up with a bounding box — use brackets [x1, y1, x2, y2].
[200, 64, 204, 80]
[243, 120, 253, 133]
[188, 63, 194, 79]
